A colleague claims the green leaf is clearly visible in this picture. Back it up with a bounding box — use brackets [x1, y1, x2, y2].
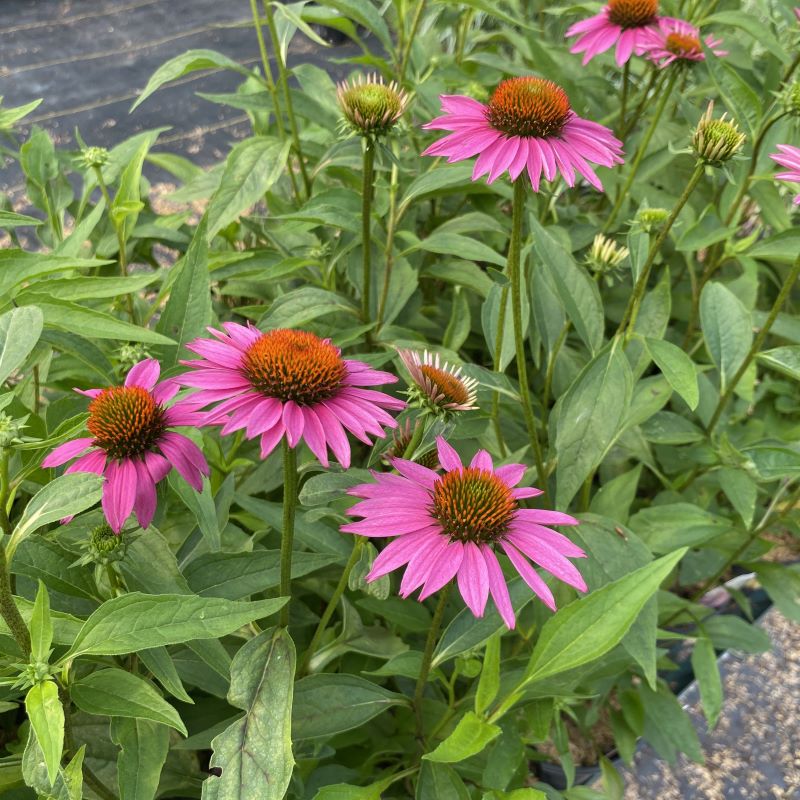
[317, 0, 392, 50]
[640, 682, 703, 764]
[30, 580, 53, 664]
[475, 634, 501, 715]
[21, 730, 83, 800]
[112, 140, 149, 244]
[293, 674, 405, 740]
[0, 210, 43, 229]
[0, 250, 113, 299]
[207, 137, 291, 239]
[169, 472, 220, 552]
[62, 593, 287, 660]
[700, 282, 752, 393]
[423, 711, 501, 763]
[138, 646, 194, 704]
[0, 98, 42, 129]
[554, 342, 634, 508]
[25, 681, 64, 785]
[717, 467, 756, 528]
[644, 337, 699, 410]
[10, 473, 104, 558]
[30, 298, 176, 345]
[753, 563, 800, 622]
[131, 49, 252, 110]
[18, 274, 157, 303]
[399, 163, 475, 213]
[706, 10, 787, 61]
[72, 668, 187, 734]
[589, 466, 642, 525]
[0, 306, 44, 384]
[702, 615, 770, 653]
[704, 50, 761, 137]
[629, 503, 734, 553]
[261, 286, 359, 328]
[757, 346, 800, 381]
[111, 717, 170, 800]
[184, 550, 338, 599]
[691, 638, 722, 730]
[204, 628, 295, 799]
[531, 218, 604, 354]
[416, 762, 470, 800]
[433, 578, 535, 667]
[410, 232, 505, 267]
[745, 229, 800, 263]
[524, 549, 686, 684]
[156, 217, 211, 367]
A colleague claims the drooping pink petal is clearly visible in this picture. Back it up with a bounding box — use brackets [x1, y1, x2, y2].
[42, 438, 95, 468]
[502, 542, 556, 611]
[482, 546, 515, 629]
[419, 540, 464, 600]
[158, 432, 207, 492]
[367, 530, 437, 580]
[102, 459, 137, 533]
[132, 459, 157, 529]
[457, 542, 490, 617]
[125, 359, 160, 391]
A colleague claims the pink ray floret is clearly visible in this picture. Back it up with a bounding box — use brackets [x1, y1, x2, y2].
[640, 17, 727, 67]
[422, 78, 623, 192]
[770, 144, 800, 206]
[341, 437, 587, 628]
[42, 359, 209, 533]
[177, 323, 405, 467]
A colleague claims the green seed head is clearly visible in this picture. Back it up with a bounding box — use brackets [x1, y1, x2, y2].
[0, 411, 24, 448]
[692, 103, 746, 166]
[337, 74, 409, 137]
[635, 207, 669, 232]
[782, 81, 800, 117]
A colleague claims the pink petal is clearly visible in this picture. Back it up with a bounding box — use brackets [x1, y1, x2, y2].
[125, 359, 160, 391]
[419, 541, 464, 601]
[102, 459, 137, 533]
[282, 401, 305, 448]
[366, 530, 436, 580]
[506, 532, 587, 592]
[457, 542, 489, 617]
[145, 451, 172, 483]
[65, 449, 106, 475]
[469, 450, 493, 471]
[42, 438, 95, 468]
[516, 509, 579, 526]
[482, 546, 515, 629]
[436, 437, 462, 472]
[502, 542, 556, 611]
[132, 459, 157, 528]
[158, 432, 207, 492]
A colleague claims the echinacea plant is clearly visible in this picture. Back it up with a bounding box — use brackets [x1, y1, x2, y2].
[0, 2, 799, 799]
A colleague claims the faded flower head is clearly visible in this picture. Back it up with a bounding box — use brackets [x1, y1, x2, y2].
[587, 233, 629, 275]
[337, 74, 409, 137]
[398, 349, 478, 417]
[692, 103, 746, 166]
[80, 146, 109, 169]
[640, 17, 726, 68]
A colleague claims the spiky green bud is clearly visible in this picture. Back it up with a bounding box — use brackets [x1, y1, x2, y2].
[337, 74, 409, 137]
[80, 146, 109, 169]
[692, 103, 746, 166]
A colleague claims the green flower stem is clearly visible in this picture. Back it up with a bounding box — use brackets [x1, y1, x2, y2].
[509, 178, 548, 503]
[399, 0, 426, 83]
[604, 70, 679, 232]
[402, 419, 426, 461]
[490, 283, 510, 457]
[262, 0, 311, 197]
[618, 60, 630, 132]
[617, 160, 706, 339]
[361, 140, 376, 339]
[279, 440, 298, 627]
[249, 0, 300, 202]
[0, 449, 30, 657]
[706, 253, 800, 434]
[299, 536, 364, 676]
[377, 151, 400, 331]
[413, 582, 450, 742]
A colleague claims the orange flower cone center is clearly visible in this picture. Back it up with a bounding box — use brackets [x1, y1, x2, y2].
[608, 0, 658, 28]
[419, 365, 471, 406]
[243, 329, 347, 405]
[432, 467, 517, 543]
[487, 77, 571, 138]
[665, 32, 702, 56]
[88, 386, 166, 459]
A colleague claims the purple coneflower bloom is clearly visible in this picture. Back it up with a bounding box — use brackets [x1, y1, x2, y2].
[341, 437, 587, 629]
[398, 349, 478, 415]
[422, 77, 623, 191]
[178, 324, 404, 467]
[566, 0, 660, 66]
[640, 18, 726, 67]
[770, 144, 800, 205]
[42, 359, 209, 533]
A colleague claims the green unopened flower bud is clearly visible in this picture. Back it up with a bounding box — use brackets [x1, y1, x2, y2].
[692, 102, 745, 166]
[0, 412, 24, 448]
[586, 233, 629, 275]
[80, 146, 109, 169]
[337, 74, 409, 137]
[635, 207, 669, 232]
[117, 343, 151, 373]
[78, 523, 127, 566]
[782, 80, 800, 117]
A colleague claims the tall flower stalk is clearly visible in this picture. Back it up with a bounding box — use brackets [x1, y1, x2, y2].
[279, 440, 298, 627]
[361, 140, 376, 333]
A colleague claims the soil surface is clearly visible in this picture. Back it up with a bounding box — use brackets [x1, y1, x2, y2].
[622, 609, 800, 800]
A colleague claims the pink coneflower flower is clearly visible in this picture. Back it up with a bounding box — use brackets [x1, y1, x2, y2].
[422, 78, 624, 191]
[770, 144, 800, 205]
[178, 325, 405, 467]
[341, 437, 586, 628]
[41, 359, 209, 533]
[566, 0, 660, 66]
[640, 18, 726, 67]
[397, 349, 478, 415]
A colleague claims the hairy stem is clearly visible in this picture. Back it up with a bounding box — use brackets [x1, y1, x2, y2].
[414, 583, 450, 742]
[361, 140, 376, 340]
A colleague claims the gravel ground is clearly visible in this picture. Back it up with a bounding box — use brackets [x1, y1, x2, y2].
[623, 609, 800, 800]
